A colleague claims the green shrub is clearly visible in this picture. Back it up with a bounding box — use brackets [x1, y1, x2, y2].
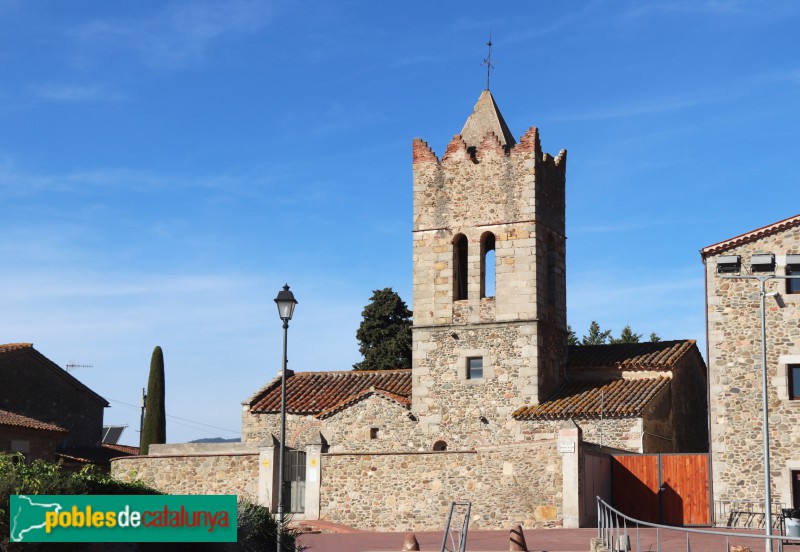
[0, 455, 301, 551]
[0, 454, 160, 551]
[237, 499, 300, 552]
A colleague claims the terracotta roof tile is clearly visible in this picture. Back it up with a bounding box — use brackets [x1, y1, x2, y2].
[513, 377, 670, 420]
[0, 409, 67, 433]
[57, 445, 139, 466]
[316, 388, 411, 420]
[700, 213, 800, 257]
[102, 443, 140, 456]
[249, 369, 411, 415]
[567, 340, 696, 371]
[0, 343, 33, 354]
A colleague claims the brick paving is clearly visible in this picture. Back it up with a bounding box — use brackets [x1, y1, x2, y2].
[298, 525, 797, 552]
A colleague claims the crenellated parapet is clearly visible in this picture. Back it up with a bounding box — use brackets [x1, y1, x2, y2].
[412, 125, 566, 232]
[442, 134, 470, 163]
[412, 138, 438, 164]
[411, 125, 562, 167]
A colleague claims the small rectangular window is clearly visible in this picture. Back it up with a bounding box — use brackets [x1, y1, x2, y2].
[787, 264, 800, 295]
[789, 365, 800, 400]
[467, 357, 483, 380]
[369, 427, 379, 440]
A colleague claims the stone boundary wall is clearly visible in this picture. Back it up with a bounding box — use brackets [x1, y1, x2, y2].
[111, 450, 258, 501]
[319, 440, 562, 531]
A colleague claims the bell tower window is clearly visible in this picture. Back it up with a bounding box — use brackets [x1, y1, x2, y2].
[454, 234, 468, 301]
[481, 232, 496, 298]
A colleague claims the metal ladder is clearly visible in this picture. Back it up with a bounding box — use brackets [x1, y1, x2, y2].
[440, 500, 471, 552]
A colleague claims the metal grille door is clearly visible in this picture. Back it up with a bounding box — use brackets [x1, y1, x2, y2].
[283, 450, 306, 514]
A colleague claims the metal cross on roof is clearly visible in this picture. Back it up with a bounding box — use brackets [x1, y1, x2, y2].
[482, 34, 494, 90]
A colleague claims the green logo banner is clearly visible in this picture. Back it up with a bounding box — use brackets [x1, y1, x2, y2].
[10, 495, 237, 542]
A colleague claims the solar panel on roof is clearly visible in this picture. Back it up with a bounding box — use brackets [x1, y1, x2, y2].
[102, 425, 126, 444]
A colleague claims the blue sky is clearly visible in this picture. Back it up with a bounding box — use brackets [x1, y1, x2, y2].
[2, 0, 799, 445]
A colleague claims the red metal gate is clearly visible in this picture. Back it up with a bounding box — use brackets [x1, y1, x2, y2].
[611, 454, 710, 526]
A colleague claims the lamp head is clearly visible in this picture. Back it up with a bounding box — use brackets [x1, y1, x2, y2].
[274, 284, 298, 321]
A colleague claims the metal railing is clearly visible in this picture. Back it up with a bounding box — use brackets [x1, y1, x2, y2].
[598, 496, 800, 552]
[714, 499, 785, 530]
[441, 500, 471, 552]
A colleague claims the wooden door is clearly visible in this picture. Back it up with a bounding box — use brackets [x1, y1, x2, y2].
[612, 454, 710, 526]
[612, 455, 660, 523]
[661, 454, 710, 525]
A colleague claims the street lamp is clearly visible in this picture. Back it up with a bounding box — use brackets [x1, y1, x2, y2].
[274, 284, 297, 552]
[717, 254, 800, 552]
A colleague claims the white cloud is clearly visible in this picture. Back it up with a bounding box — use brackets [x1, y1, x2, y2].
[0, 265, 365, 445]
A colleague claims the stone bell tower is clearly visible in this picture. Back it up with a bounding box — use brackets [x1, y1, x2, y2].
[410, 90, 567, 445]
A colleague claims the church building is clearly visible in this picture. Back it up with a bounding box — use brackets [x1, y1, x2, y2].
[114, 89, 709, 531]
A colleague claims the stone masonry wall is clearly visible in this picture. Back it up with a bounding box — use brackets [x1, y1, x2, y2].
[242, 396, 430, 452]
[412, 132, 566, 330]
[523, 418, 643, 453]
[412, 323, 537, 447]
[706, 225, 800, 506]
[319, 441, 562, 531]
[112, 451, 258, 500]
[664, 354, 709, 453]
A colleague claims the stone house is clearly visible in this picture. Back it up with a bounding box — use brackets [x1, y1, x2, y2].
[701, 213, 800, 511]
[0, 342, 135, 468]
[0, 408, 67, 462]
[114, 90, 708, 530]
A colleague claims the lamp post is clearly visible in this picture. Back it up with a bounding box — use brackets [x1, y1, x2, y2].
[717, 254, 800, 552]
[274, 284, 297, 552]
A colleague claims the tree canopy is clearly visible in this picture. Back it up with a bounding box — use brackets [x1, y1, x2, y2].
[140, 345, 166, 455]
[353, 288, 412, 371]
[568, 321, 660, 346]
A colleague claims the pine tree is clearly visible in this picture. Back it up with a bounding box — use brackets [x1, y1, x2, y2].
[609, 324, 642, 344]
[140, 346, 166, 455]
[353, 288, 412, 371]
[581, 321, 612, 345]
[649, 332, 661, 342]
[567, 325, 579, 346]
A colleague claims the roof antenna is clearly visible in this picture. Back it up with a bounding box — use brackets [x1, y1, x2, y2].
[65, 362, 93, 372]
[482, 34, 494, 91]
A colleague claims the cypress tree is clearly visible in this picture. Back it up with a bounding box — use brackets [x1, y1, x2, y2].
[140, 346, 166, 455]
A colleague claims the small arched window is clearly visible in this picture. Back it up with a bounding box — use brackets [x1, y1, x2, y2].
[453, 234, 468, 301]
[433, 440, 448, 451]
[481, 232, 496, 298]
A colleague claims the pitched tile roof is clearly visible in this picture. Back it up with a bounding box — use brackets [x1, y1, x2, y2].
[56, 444, 139, 467]
[700, 213, 800, 257]
[102, 443, 140, 456]
[512, 377, 671, 420]
[248, 369, 412, 415]
[0, 409, 67, 433]
[567, 340, 696, 371]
